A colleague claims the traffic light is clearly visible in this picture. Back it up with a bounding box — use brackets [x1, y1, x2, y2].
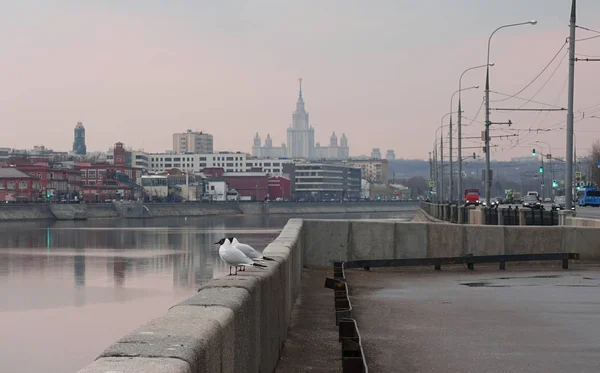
[532, 149, 536, 156]
[472, 152, 476, 159]
[552, 180, 558, 188]
[539, 166, 543, 173]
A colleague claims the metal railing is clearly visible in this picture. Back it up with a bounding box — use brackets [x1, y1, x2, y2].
[420, 202, 559, 226]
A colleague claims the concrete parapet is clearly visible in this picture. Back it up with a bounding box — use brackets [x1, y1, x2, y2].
[519, 209, 527, 225]
[469, 208, 484, 225]
[428, 223, 465, 257]
[465, 225, 504, 256]
[349, 220, 395, 260]
[79, 219, 305, 373]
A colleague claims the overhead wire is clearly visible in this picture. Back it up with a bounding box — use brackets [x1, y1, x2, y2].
[490, 41, 567, 103]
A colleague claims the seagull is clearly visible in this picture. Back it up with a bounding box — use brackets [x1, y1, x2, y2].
[228, 237, 276, 262]
[214, 238, 267, 275]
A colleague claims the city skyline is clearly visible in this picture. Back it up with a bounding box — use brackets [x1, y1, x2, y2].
[2, 1, 600, 160]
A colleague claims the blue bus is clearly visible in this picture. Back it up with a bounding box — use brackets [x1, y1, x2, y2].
[577, 186, 600, 207]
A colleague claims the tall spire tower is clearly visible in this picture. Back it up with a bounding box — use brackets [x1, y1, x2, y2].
[287, 78, 315, 158]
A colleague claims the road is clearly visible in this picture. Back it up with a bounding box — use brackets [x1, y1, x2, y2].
[347, 265, 600, 372]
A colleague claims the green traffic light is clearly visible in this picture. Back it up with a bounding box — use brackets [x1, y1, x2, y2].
[539, 167, 543, 173]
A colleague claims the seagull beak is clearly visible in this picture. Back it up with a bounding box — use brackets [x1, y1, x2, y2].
[214, 241, 220, 245]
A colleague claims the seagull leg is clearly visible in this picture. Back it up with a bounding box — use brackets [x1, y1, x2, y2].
[229, 266, 232, 275]
[234, 266, 238, 275]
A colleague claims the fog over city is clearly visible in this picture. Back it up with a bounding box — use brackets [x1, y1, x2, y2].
[2, 1, 600, 160]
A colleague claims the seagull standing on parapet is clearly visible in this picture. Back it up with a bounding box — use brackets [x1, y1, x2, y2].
[215, 238, 267, 275]
[229, 237, 276, 262]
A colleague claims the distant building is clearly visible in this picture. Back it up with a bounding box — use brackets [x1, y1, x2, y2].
[149, 152, 247, 174]
[283, 162, 361, 202]
[253, 80, 348, 160]
[0, 148, 9, 163]
[73, 122, 87, 155]
[173, 130, 214, 154]
[205, 180, 227, 201]
[314, 132, 349, 160]
[252, 134, 287, 158]
[371, 148, 382, 160]
[268, 175, 292, 201]
[0, 168, 41, 202]
[345, 159, 389, 184]
[2, 159, 81, 201]
[147, 152, 294, 175]
[386, 149, 396, 161]
[107, 143, 149, 170]
[203, 168, 268, 201]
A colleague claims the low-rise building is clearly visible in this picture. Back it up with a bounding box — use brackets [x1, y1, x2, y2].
[6, 158, 81, 200]
[268, 176, 292, 201]
[283, 162, 361, 202]
[205, 180, 227, 201]
[345, 159, 389, 184]
[0, 168, 42, 202]
[203, 168, 268, 201]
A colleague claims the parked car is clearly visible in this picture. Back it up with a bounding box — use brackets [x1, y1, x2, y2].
[522, 195, 541, 209]
[544, 197, 552, 202]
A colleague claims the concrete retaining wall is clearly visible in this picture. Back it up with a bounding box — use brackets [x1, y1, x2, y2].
[0, 205, 54, 220]
[302, 220, 600, 267]
[78, 219, 304, 373]
[50, 204, 88, 220]
[86, 204, 119, 219]
[0, 201, 417, 221]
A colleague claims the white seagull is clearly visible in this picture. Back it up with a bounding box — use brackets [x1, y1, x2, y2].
[228, 237, 275, 262]
[215, 238, 267, 275]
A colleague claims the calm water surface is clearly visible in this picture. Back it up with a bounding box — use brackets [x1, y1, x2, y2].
[0, 211, 414, 373]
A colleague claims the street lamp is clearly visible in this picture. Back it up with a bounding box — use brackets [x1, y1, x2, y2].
[449, 85, 478, 202]
[458, 63, 493, 204]
[484, 20, 537, 206]
[435, 111, 458, 202]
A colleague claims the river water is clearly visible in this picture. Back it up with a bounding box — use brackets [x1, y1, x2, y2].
[0, 210, 415, 373]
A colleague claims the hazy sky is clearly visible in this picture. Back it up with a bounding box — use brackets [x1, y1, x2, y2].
[2, 0, 600, 161]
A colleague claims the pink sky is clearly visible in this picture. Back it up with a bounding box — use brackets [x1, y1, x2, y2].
[2, 1, 600, 160]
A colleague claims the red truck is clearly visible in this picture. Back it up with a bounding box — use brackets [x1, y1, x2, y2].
[464, 188, 480, 206]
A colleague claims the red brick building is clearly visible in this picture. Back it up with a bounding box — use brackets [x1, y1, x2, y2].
[203, 167, 268, 201]
[0, 168, 42, 202]
[76, 142, 143, 201]
[268, 176, 291, 201]
[3, 158, 81, 200]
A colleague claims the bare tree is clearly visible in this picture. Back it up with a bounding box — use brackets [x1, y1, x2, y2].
[590, 140, 600, 186]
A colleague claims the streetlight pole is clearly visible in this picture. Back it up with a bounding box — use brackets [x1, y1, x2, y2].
[458, 63, 492, 204]
[435, 112, 457, 202]
[450, 85, 478, 202]
[566, 0, 576, 210]
[484, 20, 537, 206]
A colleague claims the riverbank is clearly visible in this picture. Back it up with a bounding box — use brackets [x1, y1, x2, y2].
[0, 201, 418, 221]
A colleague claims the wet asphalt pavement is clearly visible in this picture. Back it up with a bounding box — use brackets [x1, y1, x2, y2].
[346, 264, 600, 373]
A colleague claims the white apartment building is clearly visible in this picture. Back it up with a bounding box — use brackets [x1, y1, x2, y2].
[149, 152, 247, 173]
[147, 152, 294, 175]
